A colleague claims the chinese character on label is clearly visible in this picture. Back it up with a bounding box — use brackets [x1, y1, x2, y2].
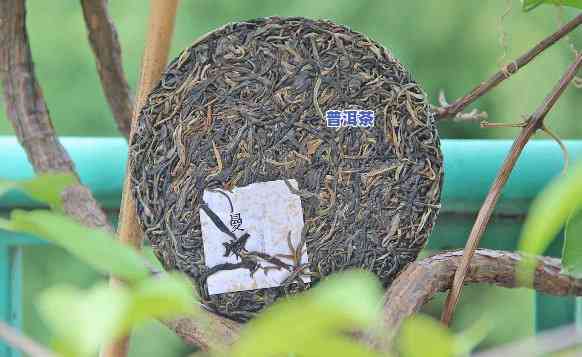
[200, 180, 309, 295]
[230, 212, 243, 232]
[358, 110, 375, 127]
[325, 109, 374, 128]
[344, 110, 358, 127]
[325, 110, 342, 128]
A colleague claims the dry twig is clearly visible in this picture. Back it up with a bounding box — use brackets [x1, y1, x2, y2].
[80, 0, 134, 139]
[435, 13, 582, 120]
[441, 53, 582, 325]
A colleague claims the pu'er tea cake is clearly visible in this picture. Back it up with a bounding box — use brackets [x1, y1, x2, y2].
[129, 16, 443, 322]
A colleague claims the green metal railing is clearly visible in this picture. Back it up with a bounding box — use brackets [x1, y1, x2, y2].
[0, 137, 581, 356]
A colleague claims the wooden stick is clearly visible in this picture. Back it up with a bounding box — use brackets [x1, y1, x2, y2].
[80, 0, 134, 139]
[435, 13, 582, 120]
[100, 1, 179, 356]
[440, 53, 582, 326]
[367, 249, 582, 350]
[0, 0, 111, 230]
[0, 321, 56, 357]
[118, 0, 179, 249]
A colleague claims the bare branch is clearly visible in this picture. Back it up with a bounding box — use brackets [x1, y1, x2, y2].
[0, 321, 56, 357]
[368, 249, 582, 350]
[0, 0, 110, 230]
[80, 0, 134, 139]
[441, 53, 582, 325]
[435, 13, 582, 120]
[437, 91, 488, 122]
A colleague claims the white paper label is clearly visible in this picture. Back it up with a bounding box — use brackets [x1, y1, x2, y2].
[200, 179, 309, 295]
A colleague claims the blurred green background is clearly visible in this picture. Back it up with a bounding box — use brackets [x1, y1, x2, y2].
[2, 0, 582, 356]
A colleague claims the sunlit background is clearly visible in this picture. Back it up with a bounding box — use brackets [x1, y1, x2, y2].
[2, 1, 581, 355]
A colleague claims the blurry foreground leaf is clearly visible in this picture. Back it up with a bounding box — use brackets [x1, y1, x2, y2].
[0, 209, 149, 283]
[0, 179, 17, 198]
[562, 209, 582, 277]
[0, 173, 77, 209]
[124, 272, 196, 327]
[37, 283, 130, 357]
[398, 314, 455, 357]
[518, 160, 582, 278]
[229, 270, 384, 357]
[455, 316, 492, 356]
[143, 245, 165, 271]
[521, 0, 582, 11]
[38, 274, 196, 357]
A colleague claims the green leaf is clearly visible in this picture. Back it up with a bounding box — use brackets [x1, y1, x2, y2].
[0, 179, 17, 198]
[122, 272, 196, 329]
[398, 314, 455, 357]
[0, 217, 10, 231]
[518, 160, 582, 259]
[562, 208, 582, 277]
[455, 316, 492, 356]
[521, 0, 582, 11]
[1, 210, 149, 283]
[37, 283, 130, 357]
[229, 270, 384, 357]
[0, 173, 77, 209]
[37, 275, 196, 357]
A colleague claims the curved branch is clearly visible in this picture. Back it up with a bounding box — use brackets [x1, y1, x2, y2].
[367, 249, 582, 350]
[0, 0, 110, 230]
[80, 0, 134, 139]
[164, 311, 242, 352]
[162, 248, 582, 352]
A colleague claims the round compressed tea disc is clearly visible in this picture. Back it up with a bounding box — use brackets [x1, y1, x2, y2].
[130, 16, 443, 322]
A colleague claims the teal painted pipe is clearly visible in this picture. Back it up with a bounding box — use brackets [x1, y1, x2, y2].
[0, 245, 21, 357]
[0, 136, 580, 213]
[0, 136, 580, 337]
[442, 139, 582, 213]
[0, 137, 127, 210]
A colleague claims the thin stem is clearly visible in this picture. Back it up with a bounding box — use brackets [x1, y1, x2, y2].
[441, 53, 582, 325]
[80, 0, 134, 139]
[0, 321, 56, 357]
[101, 1, 179, 356]
[436, 13, 582, 120]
